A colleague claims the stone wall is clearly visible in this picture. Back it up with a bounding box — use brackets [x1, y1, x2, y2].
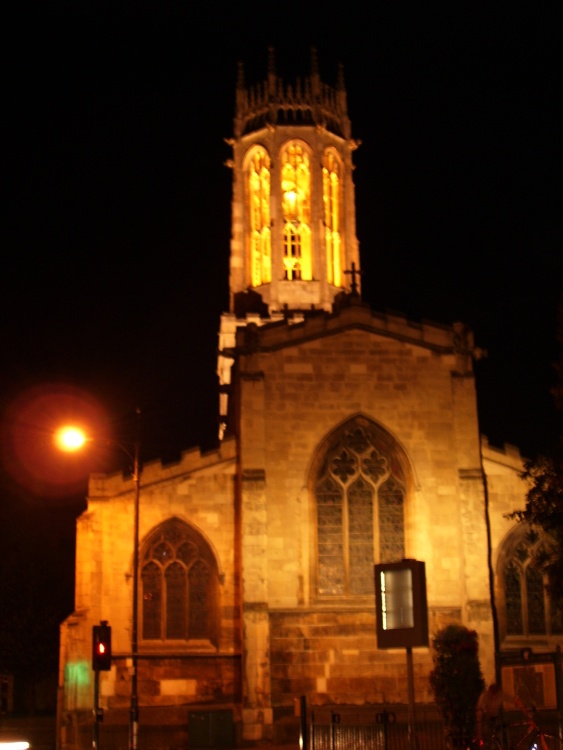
[236, 308, 494, 738]
[270, 609, 434, 707]
[58, 440, 241, 748]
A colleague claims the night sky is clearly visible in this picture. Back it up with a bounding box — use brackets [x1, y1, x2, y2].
[2, 5, 561, 519]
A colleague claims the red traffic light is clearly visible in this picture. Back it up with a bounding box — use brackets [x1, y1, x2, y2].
[92, 621, 112, 671]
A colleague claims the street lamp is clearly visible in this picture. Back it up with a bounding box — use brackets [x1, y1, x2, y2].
[55, 411, 141, 750]
[54, 425, 88, 451]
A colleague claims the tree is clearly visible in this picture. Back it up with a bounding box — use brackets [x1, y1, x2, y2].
[429, 624, 485, 747]
[508, 294, 563, 614]
[509, 440, 563, 612]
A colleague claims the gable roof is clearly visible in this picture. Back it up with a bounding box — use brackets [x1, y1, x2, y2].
[234, 298, 464, 356]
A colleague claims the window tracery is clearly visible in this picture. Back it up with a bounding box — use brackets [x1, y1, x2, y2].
[140, 519, 219, 645]
[281, 142, 312, 280]
[315, 420, 406, 597]
[247, 147, 271, 286]
[322, 150, 342, 286]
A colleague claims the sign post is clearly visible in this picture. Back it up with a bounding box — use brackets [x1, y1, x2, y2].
[375, 560, 429, 750]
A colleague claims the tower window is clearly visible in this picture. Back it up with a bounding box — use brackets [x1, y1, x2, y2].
[314, 419, 406, 597]
[281, 142, 312, 281]
[246, 147, 271, 287]
[322, 149, 343, 286]
[140, 518, 219, 646]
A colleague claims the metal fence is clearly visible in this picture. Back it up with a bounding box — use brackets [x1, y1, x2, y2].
[307, 711, 562, 750]
[309, 709, 448, 750]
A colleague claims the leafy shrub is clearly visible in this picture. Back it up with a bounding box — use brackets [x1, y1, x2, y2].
[429, 624, 485, 744]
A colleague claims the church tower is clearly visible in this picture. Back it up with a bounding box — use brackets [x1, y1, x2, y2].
[227, 47, 360, 312]
[219, 49, 361, 435]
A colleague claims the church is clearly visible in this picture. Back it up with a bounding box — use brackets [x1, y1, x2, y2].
[57, 51, 560, 749]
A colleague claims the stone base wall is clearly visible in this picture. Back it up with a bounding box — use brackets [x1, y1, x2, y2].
[270, 609, 434, 707]
[103, 655, 242, 709]
[60, 705, 237, 750]
[57, 654, 244, 748]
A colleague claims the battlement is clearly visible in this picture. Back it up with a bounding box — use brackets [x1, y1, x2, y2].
[233, 303, 459, 354]
[481, 435, 526, 471]
[87, 436, 236, 498]
[234, 47, 351, 139]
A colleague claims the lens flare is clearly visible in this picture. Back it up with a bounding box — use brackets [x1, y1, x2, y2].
[55, 425, 88, 452]
[1, 383, 109, 498]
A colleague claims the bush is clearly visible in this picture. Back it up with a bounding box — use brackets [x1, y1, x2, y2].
[429, 624, 485, 745]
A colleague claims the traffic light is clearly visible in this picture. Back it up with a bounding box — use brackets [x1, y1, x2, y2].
[92, 621, 112, 671]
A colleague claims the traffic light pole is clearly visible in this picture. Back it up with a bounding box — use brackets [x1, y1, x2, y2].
[93, 668, 100, 750]
[92, 621, 111, 749]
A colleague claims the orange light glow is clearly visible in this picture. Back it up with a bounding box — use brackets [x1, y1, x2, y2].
[247, 147, 271, 286]
[55, 425, 88, 452]
[281, 142, 312, 280]
[0, 383, 108, 498]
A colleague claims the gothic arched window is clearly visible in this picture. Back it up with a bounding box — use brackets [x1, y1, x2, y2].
[246, 147, 271, 287]
[141, 519, 219, 646]
[322, 149, 342, 286]
[314, 418, 407, 598]
[500, 529, 563, 638]
[280, 141, 312, 281]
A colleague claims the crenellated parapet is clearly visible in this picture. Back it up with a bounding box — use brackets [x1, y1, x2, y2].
[480, 435, 527, 470]
[87, 436, 236, 497]
[234, 47, 351, 139]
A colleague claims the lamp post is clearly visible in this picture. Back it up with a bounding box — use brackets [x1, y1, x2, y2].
[55, 411, 141, 750]
[130, 429, 140, 750]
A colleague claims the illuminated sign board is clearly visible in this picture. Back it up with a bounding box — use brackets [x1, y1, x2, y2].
[374, 560, 428, 649]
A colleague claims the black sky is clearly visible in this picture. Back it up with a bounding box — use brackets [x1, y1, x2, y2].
[2, 4, 561, 511]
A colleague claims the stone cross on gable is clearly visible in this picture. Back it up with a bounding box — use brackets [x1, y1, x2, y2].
[344, 262, 363, 296]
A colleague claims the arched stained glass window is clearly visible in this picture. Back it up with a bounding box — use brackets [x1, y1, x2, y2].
[281, 142, 312, 280]
[246, 147, 271, 286]
[314, 418, 407, 598]
[500, 530, 563, 638]
[322, 149, 342, 286]
[141, 519, 219, 645]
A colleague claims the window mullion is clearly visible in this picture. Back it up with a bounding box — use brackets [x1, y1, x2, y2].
[343, 486, 350, 595]
[161, 566, 166, 640]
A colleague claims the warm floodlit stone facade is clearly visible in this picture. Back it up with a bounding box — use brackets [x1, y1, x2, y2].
[57, 51, 561, 750]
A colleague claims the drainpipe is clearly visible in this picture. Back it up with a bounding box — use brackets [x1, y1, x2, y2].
[480, 437, 501, 683]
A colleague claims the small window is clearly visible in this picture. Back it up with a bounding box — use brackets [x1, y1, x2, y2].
[140, 519, 219, 646]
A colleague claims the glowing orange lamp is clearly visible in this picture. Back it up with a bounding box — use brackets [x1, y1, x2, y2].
[54, 425, 88, 452]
